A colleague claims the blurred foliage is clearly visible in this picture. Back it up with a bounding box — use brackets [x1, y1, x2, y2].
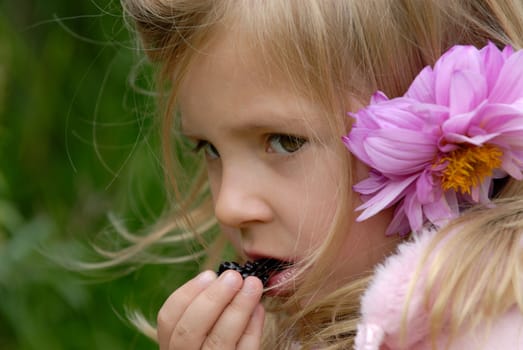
[0, 0, 199, 348]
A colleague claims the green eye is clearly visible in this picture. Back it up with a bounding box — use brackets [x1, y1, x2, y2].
[268, 134, 307, 154]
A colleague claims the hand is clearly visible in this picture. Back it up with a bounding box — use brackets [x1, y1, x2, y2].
[157, 270, 265, 350]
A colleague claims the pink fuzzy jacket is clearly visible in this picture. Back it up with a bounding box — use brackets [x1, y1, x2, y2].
[354, 230, 523, 350]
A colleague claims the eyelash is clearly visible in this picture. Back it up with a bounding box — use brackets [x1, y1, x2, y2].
[266, 134, 308, 154]
[190, 133, 308, 158]
[192, 140, 220, 158]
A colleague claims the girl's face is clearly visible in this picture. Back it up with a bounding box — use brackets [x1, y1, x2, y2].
[178, 33, 398, 296]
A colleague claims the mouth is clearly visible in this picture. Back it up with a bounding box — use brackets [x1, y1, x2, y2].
[216, 258, 293, 287]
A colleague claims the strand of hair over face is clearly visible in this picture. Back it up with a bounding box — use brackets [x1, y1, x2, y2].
[117, 0, 523, 348]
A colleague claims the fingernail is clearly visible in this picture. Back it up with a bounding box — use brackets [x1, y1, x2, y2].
[196, 270, 216, 284]
[241, 277, 262, 295]
[220, 270, 240, 286]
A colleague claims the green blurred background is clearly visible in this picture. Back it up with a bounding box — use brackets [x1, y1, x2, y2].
[0, 0, 197, 348]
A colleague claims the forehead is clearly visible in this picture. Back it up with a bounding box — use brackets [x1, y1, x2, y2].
[177, 29, 329, 135]
[180, 28, 280, 98]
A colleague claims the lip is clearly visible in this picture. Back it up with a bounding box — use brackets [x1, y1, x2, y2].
[265, 265, 298, 296]
[243, 251, 297, 296]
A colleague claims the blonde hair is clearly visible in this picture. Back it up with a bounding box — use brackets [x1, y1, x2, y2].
[117, 0, 523, 348]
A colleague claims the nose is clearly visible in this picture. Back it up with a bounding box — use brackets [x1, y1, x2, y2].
[213, 167, 273, 228]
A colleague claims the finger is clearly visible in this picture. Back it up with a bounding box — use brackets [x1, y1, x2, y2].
[169, 270, 243, 349]
[157, 270, 216, 350]
[203, 276, 264, 349]
[237, 301, 265, 349]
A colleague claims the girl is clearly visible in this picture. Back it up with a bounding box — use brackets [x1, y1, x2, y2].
[119, 0, 523, 349]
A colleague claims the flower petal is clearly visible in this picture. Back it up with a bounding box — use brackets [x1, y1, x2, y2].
[433, 45, 483, 107]
[364, 131, 437, 175]
[385, 202, 411, 236]
[416, 169, 439, 204]
[441, 132, 499, 148]
[404, 193, 424, 233]
[406, 66, 435, 103]
[353, 171, 388, 195]
[342, 132, 372, 165]
[355, 176, 417, 221]
[371, 91, 389, 104]
[423, 191, 458, 227]
[449, 70, 487, 115]
[500, 153, 523, 180]
[489, 49, 523, 103]
[440, 100, 487, 136]
[344, 43, 523, 236]
[470, 178, 492, 203]
[480, 41, 506, 93]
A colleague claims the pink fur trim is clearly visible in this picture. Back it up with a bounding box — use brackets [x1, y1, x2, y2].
[354, 323, 385, 350]
[356, 229, 437, 349]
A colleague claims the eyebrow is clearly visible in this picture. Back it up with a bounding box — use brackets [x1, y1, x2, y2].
[180, 115, 311, 137]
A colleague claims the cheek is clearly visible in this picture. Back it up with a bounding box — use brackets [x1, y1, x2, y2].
[335, 205, 397, 279]
[292, 156, 346, 249]
[206, 164, 222, 211]
[206, 163, 221, 195]
[303, 190, 339, 238]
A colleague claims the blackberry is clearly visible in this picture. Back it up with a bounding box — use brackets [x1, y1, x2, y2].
[216, 258, 288, 287]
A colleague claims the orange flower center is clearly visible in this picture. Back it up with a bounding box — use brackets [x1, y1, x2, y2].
[439, 144, 503, 194]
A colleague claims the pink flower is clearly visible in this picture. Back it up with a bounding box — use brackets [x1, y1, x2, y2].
[343, 42, 523, 235]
